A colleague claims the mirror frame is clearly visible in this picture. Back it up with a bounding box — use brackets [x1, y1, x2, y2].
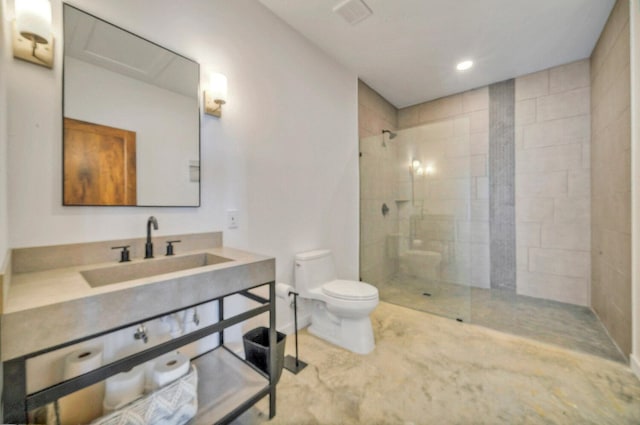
[62, 3, 201, 207]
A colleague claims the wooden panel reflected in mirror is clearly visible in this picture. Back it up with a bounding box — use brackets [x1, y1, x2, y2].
[63, 118, 137, 206]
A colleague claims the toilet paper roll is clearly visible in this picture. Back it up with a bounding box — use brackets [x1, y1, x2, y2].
[276, 283, 294, 299]
[60, 347, 104, 424]
[144, 351, 176, 393]
[152, 352, 190, 390]
[63, 347, 103, 379]
[103, 365, 145, 412]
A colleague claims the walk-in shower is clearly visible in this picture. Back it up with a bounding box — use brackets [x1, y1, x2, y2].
[361, 117, 473, 321]
[359, 118, 625, 363]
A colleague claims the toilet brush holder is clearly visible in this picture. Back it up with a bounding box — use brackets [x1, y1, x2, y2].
[283, 291, 308, 374]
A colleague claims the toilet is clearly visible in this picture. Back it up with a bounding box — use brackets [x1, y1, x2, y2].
[294, 249, 379, 354]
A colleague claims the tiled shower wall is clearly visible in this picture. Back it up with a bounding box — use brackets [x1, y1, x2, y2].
[358, 80, 398, 283]
[398, 88, 491, 287]
[395, 61, 592, 301]
[394, 117, 472, 286]
[590, 0, 631, 356]
[515, 60, 592, 306]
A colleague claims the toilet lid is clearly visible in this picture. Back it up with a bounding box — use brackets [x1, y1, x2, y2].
[322, 280, 378, 301]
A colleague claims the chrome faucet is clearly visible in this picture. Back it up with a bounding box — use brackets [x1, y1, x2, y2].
[134, 323, 148, 343]
[145, 216, 158, 259]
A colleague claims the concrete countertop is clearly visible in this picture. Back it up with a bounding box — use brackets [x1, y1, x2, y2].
[2, 244, 275, 361]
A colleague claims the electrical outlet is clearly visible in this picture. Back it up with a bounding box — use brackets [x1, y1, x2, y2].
[227, 210, 239, 229]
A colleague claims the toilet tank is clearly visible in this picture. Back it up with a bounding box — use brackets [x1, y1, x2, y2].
[294, 250, 336, 296]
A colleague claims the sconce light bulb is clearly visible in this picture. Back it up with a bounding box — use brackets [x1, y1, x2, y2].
[208, 72, 228, 104]
[416, 167, 424, 176]
[16, 0, 52, 44]
[412, 159, 421, 170]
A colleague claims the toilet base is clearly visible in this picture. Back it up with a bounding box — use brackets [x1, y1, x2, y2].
[308, 301, 375, 355]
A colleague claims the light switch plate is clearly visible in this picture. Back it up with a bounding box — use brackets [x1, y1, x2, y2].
[227, 210, 239, 229]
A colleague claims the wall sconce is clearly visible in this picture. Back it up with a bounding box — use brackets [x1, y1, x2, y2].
[13, 0, 54, 68]
[204, 72, 228, 117]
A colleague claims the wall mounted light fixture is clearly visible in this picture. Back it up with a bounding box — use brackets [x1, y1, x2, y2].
[411, 159, 435, 176]
[204, 72, 228, 117]
[13, 0, 54, 68]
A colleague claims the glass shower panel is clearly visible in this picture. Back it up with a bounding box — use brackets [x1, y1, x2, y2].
[359, 118, 472, 322]
[359, 133, 398, 287]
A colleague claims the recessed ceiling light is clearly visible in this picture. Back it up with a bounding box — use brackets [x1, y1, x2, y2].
[456, 60, 474, 71]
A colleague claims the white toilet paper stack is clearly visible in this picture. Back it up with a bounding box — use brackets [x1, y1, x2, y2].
[151, 352, 190, 390]
[103, 365, 145, 414]
[144, 351, 175, 393]
[59, 347, 105, 425]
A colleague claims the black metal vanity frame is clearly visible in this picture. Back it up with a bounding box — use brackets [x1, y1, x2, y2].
[3, 281, 277, 424]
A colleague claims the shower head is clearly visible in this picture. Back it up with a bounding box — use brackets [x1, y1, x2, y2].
[382, 129, 397, 140]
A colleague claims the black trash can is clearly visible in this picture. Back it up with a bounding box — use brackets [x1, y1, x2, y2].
[243, 327, 286, 383]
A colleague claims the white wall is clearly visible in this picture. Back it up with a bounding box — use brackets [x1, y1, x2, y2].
[5, 0, 359, 289]
[5, 0, 358, 345]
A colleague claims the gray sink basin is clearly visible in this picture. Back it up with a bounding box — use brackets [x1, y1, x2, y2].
[81, 253, 233, 287]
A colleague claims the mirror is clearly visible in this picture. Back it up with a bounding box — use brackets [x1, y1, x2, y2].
[63, 4, 200, 207]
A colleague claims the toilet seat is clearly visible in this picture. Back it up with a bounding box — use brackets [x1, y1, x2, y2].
[322, 280, 378, 301]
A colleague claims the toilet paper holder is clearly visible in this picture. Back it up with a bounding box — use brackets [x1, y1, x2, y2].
[283, 290, 307, 374]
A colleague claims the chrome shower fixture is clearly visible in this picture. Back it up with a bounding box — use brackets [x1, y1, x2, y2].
[382, 129, 397, 139]
[381, 129, 397, 147]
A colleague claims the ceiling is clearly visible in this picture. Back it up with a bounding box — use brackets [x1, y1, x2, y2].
[258, 0, 615, 108]
[64, 5, 197, 98]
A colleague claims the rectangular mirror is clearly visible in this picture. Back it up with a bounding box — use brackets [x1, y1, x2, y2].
[63, 4, 200, 207]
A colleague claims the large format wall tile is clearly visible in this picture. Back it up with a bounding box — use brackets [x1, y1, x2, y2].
[515, 59, 591, 307]
[590, 0, 631, 356]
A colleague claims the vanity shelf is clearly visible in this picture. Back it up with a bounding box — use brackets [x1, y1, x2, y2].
[3, 281, 278, 425]
[190, 347, 269, 424]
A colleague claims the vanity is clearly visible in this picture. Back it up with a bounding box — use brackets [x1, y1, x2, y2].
[2, 3, 268, 422]
[1, 232, 278, 424]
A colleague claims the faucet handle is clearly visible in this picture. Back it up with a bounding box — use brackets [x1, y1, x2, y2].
[111, 245, 131, 262]
[166, 240, 181, 256]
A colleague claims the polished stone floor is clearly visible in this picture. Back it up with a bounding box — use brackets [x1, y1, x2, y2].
[377, 273, 625, 362]
[239, 302, 640, 424]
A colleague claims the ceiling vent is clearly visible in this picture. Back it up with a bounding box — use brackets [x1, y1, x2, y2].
[333, 0, 373, 25]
